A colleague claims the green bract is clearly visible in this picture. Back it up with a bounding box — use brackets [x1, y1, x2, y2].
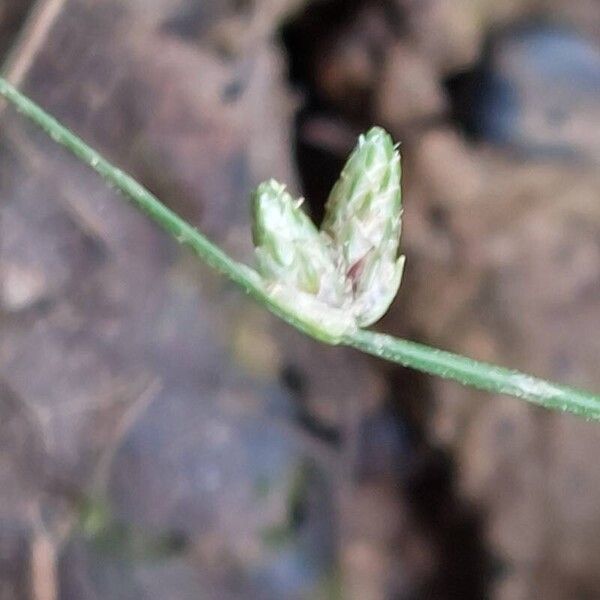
[251, 127, 404, 330]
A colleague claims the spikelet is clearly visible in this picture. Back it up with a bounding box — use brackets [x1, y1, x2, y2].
[251, 179, 348, 307]
[323, 127, 404, 326]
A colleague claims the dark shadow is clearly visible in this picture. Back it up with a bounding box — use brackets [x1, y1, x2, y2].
[0, 1, 37, 63]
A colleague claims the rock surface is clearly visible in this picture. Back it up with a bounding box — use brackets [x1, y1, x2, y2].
[1, 0, 599, 599]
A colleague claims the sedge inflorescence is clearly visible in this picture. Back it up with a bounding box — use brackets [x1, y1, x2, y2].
[251, 127, 404, 333]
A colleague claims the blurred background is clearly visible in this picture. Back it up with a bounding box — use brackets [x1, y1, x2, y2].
[0, 1, 599, 598]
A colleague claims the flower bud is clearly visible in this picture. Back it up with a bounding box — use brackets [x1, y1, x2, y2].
[322, 127, 404, 326]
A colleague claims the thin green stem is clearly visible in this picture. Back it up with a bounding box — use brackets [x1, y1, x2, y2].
[0, 77, 333, 343]
[344, 330, 600, 419]
[1, 76, 599, 420]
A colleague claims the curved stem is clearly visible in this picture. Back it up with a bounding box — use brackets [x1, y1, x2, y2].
[1, 76, 599, 420]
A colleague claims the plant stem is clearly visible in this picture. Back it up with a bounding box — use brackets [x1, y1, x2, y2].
[1, 76, 599, 420]
[344, 330, 600, 418]
[0, 77, 332, 343]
